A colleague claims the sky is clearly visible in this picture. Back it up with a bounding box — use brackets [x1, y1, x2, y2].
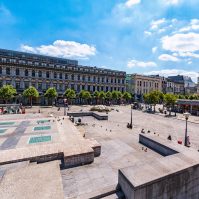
[0, 0, 199, 82]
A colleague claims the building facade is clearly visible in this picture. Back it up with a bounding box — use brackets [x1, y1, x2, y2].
[166, 78, 185, 95]
[0, 49, 126, 96]
[126, 74, 162, 100]
[168, 75, 196, 95]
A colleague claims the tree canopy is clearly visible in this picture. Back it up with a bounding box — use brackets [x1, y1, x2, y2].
[44, 87, 57, 99]
[0, 85, 17, 103]
[23, 86, 39, 107]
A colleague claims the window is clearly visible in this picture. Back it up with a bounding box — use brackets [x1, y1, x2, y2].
[16, 82, 20, 89]
[93, 76, 96, 82]
[38, 71, 42, 78]
[54, 72, 57, 79]
[38, 83, 42, 90]
[32, 70, 35, 77]
[65, 74, 68, 79]
[46, 71, 49, 78]
[59, 73, 62, 79]
[25, 69, 28, 77]
[82, 76, 85, 81]
[24, 82, 29, 89]
[71, 74, 74, 80]
[16, 68, 20, 76]
[78, 75, 80, 81]
[6, 67, 10, 75]
[88, 76, 91, 82]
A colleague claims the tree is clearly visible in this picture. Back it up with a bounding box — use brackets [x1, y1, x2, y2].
[44, 87, 57, 106]
[122, 92, 131, 103]
[164, 94, 177, 115]
[93, 91, 99, 104]
[23, 86, 39, 107]
[117, 91, 122, 104]
[65, 89, 76, 103]
[112, 91, 118, 104]
[0, 85, 17, 104]
[82, 91, 91, 104]
[105, 91, 112, 104]
[99, 91, 106, 104]
[148, 91, 160, 112]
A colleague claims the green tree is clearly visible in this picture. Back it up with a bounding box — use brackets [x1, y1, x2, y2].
[23, 86, 39, 107]
[122, 92, 131, 103]
[148, 91, 160, 112]
[0, 85, 17, 104]
[164, 93, 177, 115]
[117, 91, 122, 104]
[64, 89, 76, 104]
[93, 91, 99, 104]
[44, 87, 57, 106]
[105, 91, 112, 104]
[112, 91, 118, 104]
[82, 91, 91, 104]
[99, 91, 106, 104]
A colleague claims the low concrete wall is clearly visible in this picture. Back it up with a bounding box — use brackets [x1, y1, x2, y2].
[119, 164, 199, 199]
[139, 134, 178, 156]
[63, 151, 94, 168]
[67, 112, 108, 120]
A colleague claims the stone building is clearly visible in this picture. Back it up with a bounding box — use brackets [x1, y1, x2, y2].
[166, 78, 185, 95]
[0, 48, 126, 102]
[126, 74, 162, 100]
[168, 75, 196, 95]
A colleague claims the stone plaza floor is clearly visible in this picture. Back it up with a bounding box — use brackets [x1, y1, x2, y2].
[0, 105, 198, 199]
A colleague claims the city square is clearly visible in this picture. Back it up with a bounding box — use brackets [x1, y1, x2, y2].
[0, 105, 198, 198]
[0, 0, 199, 198]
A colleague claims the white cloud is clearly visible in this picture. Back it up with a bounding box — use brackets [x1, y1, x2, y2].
[175, 52, 199, 58]
[161, 32, 199, 52]
[20, 40, 96, 59]
[127, 59, 157, 68]
[152, 47, 157, 53]
[179, 19, 199, 33]
[125, 0, 141, 8]
[144, 31, 152, 36]
[145, 69, 198, 82]
[164, 0, 180, 5]
[150, 18, 166, 30]
[158, 54, 180, 62]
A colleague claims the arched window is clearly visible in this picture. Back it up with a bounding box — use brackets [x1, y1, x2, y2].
[25, 69, 28, 76]
[32, 70, 35, 77]
[6, 67, 10, 75]
[38, 71, 42, 78]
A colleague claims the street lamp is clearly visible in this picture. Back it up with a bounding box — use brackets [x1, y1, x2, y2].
[184, 112, 190, 147]
[63, 98, 67, 116]
[129, 104, 133, 129]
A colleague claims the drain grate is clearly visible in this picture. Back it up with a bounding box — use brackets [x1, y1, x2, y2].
[29, 135, 52, 144]
[34, 126, 51, 131]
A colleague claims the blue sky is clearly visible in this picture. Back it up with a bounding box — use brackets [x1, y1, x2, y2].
[0, 0, 199, 82]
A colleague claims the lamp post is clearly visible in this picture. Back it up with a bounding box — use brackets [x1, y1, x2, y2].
[63, 98, 67, 116]
[130, 104, 133, 129]
[184, 112, 190, 147]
